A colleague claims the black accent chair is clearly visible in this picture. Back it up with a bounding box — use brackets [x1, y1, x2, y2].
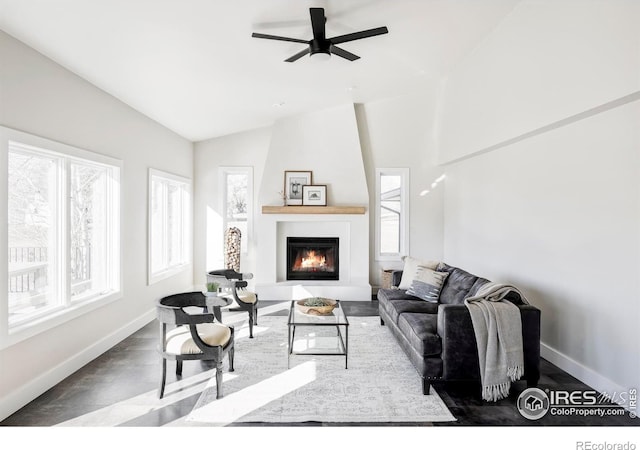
[156, 291, 235, 399]
[207, 269, 259, 338]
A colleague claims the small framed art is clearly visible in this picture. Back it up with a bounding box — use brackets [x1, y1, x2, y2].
[302, 185, 327, 206]
[284, 171, 312, 205]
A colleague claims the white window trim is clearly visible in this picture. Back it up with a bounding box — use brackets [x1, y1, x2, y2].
[148, 168, 192, 285]
[219, 166, 253, 256]
[0, 126, 122, 350]
[375, 167, 410, 261]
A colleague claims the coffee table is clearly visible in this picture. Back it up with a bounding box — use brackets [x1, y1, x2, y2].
[287, 299, 349, 369]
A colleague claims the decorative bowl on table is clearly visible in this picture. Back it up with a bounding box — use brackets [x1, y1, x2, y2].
[295, 298, 337, 316]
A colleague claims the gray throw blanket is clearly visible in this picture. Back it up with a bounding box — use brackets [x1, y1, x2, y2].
[464, 282, 529, 402]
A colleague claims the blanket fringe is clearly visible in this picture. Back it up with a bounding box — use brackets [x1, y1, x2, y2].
[482, 365, 524, 402]
[508, 364, 524, 382]
[482, 382, 512, 402]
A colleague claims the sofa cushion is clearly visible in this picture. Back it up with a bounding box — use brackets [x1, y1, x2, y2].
[165, 323, 231, 355]
[397, 312, 441, 356]
[437, 263, 483, 305]
[377, 288, 439, 322]
[389, 298, 439, 323]
[377, 287, 415, 302]
[398, 256, 440, 289]
[220, 290, 257, 304]
[467, 277, 491, 298]
[391, 270, 403, 287]
[406, 266, 449, 302]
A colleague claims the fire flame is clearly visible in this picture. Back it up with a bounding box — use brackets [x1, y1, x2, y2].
[300, 250, 326, 269]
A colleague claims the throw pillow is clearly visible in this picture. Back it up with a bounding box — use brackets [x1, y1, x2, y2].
[398, 256, 440, 290]
[406, 266, 449, 302]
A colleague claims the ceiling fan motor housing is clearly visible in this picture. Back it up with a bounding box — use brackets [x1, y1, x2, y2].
[310, 39, 330, 56]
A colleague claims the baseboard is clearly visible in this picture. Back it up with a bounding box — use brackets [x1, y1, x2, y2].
[541, 342, 633, 411]
[0, 309, 156, 422]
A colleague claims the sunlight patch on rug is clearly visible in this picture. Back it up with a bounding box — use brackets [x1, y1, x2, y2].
[186, 361, 316, 425]
[187, 315, 456, 424]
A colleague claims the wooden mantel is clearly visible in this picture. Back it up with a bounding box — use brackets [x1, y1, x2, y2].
[261, 205, 366, 215]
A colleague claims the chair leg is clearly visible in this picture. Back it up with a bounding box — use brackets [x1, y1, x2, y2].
[229, 346, 235, 372]
[215, 361, 224, 399]
[253, 304, 258, 326]
[248, 310, 254, 339]
[158, 358, 167, 399]
[422, 377, 431, 395]
[176, 359, 183, 376]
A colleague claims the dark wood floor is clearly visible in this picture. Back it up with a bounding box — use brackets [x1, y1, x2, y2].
[1, 300, 637, 427]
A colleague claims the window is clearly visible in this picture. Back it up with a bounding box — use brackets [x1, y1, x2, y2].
[220, 167, 253, 255]
[4, 130, 121, 336]
[375, 168, 409, 260]
[148, 169, 191, 284]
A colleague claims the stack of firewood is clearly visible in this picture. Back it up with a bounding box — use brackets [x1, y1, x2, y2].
[224, 227, 241, 271]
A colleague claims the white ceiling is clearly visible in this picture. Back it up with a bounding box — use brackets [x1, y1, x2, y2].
[0, 0, 519, 141]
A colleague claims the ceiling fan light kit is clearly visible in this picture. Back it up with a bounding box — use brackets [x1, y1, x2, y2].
[252, 7, 388, 62]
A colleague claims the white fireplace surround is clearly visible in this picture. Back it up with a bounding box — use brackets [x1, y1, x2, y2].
[255, 214, 371, 301]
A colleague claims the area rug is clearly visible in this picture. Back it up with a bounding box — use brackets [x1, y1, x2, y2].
[187, 315, 456, 424]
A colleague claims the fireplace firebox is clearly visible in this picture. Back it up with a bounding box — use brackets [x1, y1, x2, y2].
[286, 237, 339, 281]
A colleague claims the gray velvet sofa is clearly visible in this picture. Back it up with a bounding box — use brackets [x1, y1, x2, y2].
[377, 262, 541, 395]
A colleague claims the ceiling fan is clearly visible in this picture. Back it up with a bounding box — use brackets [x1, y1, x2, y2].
[251, 7, 388, 62]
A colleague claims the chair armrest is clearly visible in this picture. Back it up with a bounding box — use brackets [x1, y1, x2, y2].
[436, 304, 481, 380]
[392, 270, 403, 287]
[180, 309, 215, 325]
[232, 280, 248, 289]
[156, 304, 214, 325]
[437, 303, 540, 342]
[209, 269, 242, 279]
[436, 304, 471, 336]
[437, 303, 541, 381]
[187, 322, 227, 353]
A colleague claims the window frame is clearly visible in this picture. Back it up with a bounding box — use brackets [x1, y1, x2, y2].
[219, 166, 253, 256]
[147, 168, 192, 285]
[1, 126, 122, 349]
[375, 167, 410, 261]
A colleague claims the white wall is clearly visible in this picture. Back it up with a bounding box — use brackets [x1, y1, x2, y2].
[258, 104, 369, 208]
[437, 0, 639, 164]
[193, 127, 271, 286]
[437, 1, 640, 394]
[355, 91, 445, 286]
[0, 31, 194, 420]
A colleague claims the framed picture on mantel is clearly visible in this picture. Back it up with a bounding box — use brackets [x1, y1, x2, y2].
[302, 185, 327, 206]
[284, 170, 312, 205]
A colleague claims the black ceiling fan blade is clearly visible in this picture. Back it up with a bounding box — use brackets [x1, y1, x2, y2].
[251, 32, 308, 44]
[330, 45, 360, 61]
[285, 47, 311, 62]
[329, 26, 388, 45]
[309, 7, 326, 40]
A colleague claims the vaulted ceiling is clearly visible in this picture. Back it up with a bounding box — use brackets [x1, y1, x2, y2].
[0, 0, 519, 141]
